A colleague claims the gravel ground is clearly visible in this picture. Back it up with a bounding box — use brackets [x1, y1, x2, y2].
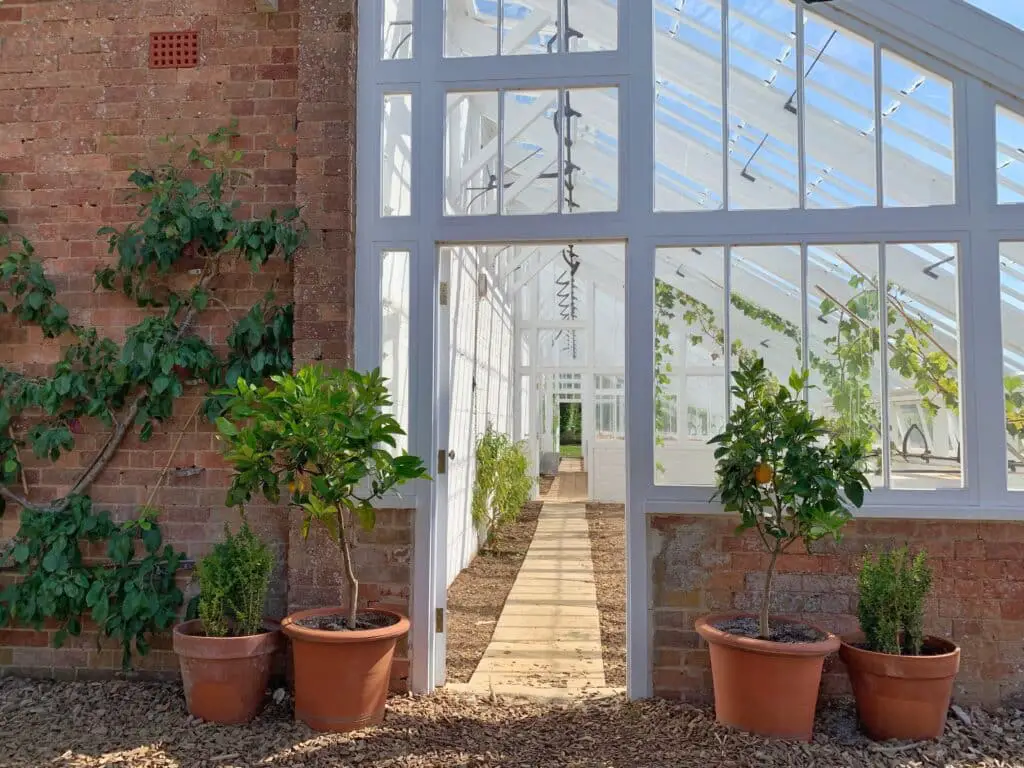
[444, 507, 540, 683]
[1, 678, 1023, 767]
[586, 505, 626, 687]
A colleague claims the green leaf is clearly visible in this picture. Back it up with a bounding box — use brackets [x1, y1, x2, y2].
[844, 480, 865, 508]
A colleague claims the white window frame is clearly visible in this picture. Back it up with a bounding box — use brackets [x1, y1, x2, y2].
[356, 0, 1024, 699]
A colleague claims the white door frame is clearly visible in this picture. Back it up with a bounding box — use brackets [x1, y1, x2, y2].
[356, 0, 1024, 699]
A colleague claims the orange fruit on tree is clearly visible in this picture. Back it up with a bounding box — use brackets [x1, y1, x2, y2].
[753, 463, 774, 485]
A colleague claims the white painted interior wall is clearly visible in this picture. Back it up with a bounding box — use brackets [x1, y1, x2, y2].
[444, 247, 516, 587]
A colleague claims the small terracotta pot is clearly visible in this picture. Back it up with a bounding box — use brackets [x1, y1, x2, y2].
[172, 619, 282, 724]
[696, 613, 840, 741]
[281, 606, 410, 733]
[840, 636, 960, 741]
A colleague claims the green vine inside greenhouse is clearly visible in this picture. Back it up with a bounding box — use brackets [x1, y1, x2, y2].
[654, 267, 1024, 463]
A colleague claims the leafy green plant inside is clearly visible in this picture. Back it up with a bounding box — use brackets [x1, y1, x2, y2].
[0, 123, 304, 666]
[216, 366, 429, 631]
[471, 427, 534, 541]
[857, 546, 932, 656]
[710, 356, 871, 639]
[195, 521, 273, 638]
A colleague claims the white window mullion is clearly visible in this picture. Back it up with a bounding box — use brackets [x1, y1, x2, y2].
[964, 81, 1007, 506]
[624, 0, 654, 701]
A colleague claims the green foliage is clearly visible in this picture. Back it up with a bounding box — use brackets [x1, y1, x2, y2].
[216, 366, 429, 628]
[195, 521, 273, 638]
[857, 546, 932, 656]
[0, 123, 305, 665]
[710, 356, 870, 638]
[471, 428, 534, 538]
[0, 499, 184, 667]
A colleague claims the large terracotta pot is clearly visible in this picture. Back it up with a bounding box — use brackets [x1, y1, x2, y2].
[696, 613, 840, 741]
[281, 606, 410, 733]
[840, 636, 960, 741]
[172, 619, 282, 724]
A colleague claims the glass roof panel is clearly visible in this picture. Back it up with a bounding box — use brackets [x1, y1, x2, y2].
[998, 106, 1024, 205]
[962, 0, 1024, 31]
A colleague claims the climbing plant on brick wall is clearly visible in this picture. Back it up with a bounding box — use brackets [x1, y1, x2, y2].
[0, 124, 305, 665]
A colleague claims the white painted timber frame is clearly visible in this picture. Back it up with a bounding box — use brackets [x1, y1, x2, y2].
[355, 0, 1024, 699]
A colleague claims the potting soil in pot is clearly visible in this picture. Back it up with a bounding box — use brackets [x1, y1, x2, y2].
[295, 609, 400, 632]
[713, 616, 826, 643]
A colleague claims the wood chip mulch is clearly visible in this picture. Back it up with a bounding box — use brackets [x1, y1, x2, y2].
[444, 506, 540, 683]
[2, 678, 1023, 767]
[586, 505, 626, 687]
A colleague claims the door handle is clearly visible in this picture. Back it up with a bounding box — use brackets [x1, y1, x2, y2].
[438, 449, 457, 474]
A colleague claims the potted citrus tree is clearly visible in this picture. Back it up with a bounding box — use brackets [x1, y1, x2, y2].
[840, 547, 960, 741]
[697, 356, 870, 740]
[216, 365, 428, 732]
[172, 521, 279, 724]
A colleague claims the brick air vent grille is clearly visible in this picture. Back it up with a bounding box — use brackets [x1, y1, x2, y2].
[149, 31, 199, 69]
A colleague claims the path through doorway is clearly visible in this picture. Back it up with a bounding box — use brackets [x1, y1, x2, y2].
[439, 241, 627, 697]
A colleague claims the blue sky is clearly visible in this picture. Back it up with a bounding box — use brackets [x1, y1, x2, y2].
[964, 0, 1024, 30]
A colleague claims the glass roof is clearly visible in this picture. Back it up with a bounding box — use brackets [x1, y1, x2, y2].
[962, 0, 1024, 31]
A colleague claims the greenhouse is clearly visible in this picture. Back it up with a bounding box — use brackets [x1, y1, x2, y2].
[365, 0, 1024, 696]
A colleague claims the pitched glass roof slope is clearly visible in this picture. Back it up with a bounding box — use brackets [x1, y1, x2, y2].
[961, 0, 1024, 31]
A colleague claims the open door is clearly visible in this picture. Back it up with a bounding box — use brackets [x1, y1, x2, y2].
[430, 247, 451, 688]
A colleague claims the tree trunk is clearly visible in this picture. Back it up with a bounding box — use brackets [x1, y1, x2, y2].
[336, 508, 359, 631]
[760, 548, 780, 640]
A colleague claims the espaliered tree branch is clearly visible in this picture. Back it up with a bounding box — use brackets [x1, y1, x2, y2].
[0, 124, 307, 666]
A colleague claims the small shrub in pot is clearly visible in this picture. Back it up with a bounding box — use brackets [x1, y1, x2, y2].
[217, 365, 428, 732]
[172, 521, 280, 724]
[841, 547, 960, 741]
[696, 356, 870, 740]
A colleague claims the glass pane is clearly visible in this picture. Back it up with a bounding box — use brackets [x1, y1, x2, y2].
[565, 87, 619, 214]
[381, 251, 411, 454]
[729, 245, 804, 386]
[445, 0, 497, 57]
[565, 0, 616, 53]
[654, 0, 724, 212]
[536, 329, 586, 366]
[885, 243, 962, 489]
[502, 89, 560, 214]
[1000, 242, 1024, 489]
[501, 0, 560, 55]
[728, 0, 799, 210]
[881, 51, 955, 208]
[382, 0, 413, 60]
[802, 14, 878, 208]
[806, 244, 884, 488]
[654, 246, 727, 486]
[445, 92, 499, 216]
[997, 106, 1024, 205]
[962, 1, 1024, 31]
[381, 93, 412, 217]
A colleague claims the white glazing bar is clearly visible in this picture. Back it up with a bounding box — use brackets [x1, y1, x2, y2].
[724, 244, 732, 414]
[873, 42, 884, 207]
[497, 89, 506, 214]
[878, 242, 891, 489]
[557, 89, 566, 213]
[801, 242, 809, 394]
[796, 1, 807, 211]
[721, 0, 730, 210]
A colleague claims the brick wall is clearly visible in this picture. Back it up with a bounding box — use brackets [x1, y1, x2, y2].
[0, 0, 403, 685]
[648, 513, 1024, 707]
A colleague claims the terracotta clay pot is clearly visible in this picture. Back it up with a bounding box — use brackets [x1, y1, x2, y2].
[281, 606, 410, 733]
[172, 619, 282, 724]
[696, 613, 840, 741]
[840, 636, 960, 741]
